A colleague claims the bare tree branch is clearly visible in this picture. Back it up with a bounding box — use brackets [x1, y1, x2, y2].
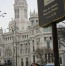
[34, 47, 53, 65]
[57, 24, 65, 47]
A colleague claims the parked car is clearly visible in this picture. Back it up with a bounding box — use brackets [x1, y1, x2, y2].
[45, 63, 54, 66]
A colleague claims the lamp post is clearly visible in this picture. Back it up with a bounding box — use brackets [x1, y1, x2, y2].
[14, 21, 17, 66]
[11, 21, 18, 66]
[12, 25, 18, 66]
[7, 27, 15, 66]
[7, 21, 18, 66]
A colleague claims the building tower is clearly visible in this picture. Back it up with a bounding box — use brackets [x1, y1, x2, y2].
[14, 0, 28, 21]
[9, 0, 28, 32]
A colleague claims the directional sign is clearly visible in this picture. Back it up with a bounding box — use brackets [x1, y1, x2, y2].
[37, 0, 65, 27]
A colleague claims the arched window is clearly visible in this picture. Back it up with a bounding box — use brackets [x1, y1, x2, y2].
[5, 49, 12, 56]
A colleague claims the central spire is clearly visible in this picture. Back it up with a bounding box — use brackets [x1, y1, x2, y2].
[14, 0, 28, 21]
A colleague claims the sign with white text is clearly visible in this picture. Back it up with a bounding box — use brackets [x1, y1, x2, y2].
[37, 0, 65, 27]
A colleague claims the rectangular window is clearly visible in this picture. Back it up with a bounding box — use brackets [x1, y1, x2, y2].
[32, 40, 34, 44]
[15, 9, 19, 18]
[36, 28, 40, 34]
[21, 59, 23, 66]
[58, 44, 61, 49]
[51, 53, 54, 63]
[47, 40, 50, 48]
[43, 26, 51, 32]
[0, 51, 1, 56]
[24, 9, 27, 18]
[6, 37, 7, 41]
[33, 46, 35, 51]
[14, 47, 16, 54]
[33, 55, 35, 63]
[48, 53, 50, 63]
[26, 48, 27, 53]
[22, 35, 24, 38]
[20, 49, 22, 54]
[8, 37, 9, 40]
[36, 38, 40, 47]
[10, 37, 11, 40]
[44, 37, 46, 41]
[27, 35, 28, 38]
[26, 58, 28, 66]
[45, 53, 47, 63]
[60, 57, 62, 64]
[31, 20, 34, 25]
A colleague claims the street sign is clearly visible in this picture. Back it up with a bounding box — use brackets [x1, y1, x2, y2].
[37, 0, 65, 27]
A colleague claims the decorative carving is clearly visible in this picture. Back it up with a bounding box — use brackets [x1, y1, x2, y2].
[5, 49, 12, 57]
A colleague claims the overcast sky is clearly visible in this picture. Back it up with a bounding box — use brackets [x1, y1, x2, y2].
[0, 0, 38, 32]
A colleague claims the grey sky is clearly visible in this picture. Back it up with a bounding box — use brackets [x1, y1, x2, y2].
[0, 0, 38, 32]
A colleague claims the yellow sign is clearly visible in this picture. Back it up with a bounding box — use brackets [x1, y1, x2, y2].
[44, 0, 54, 6]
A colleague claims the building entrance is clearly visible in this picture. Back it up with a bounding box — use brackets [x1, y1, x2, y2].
[5, 59, 12, 66]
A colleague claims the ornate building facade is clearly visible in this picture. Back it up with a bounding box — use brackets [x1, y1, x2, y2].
[0, 0, 65, 66]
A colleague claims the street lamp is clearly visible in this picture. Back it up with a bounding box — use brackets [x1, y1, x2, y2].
[0, 11, 6, 17]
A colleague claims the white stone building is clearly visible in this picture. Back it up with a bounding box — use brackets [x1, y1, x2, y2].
[0, 0, 65, 66]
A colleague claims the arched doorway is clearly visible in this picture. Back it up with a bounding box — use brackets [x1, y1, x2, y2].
[4, 49, 12, 66]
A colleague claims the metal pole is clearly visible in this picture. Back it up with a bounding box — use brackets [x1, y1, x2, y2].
[16, 40, 17, 66]
[14, 21, 17, 66]
[12, 29, 14, 66]
[52, 22, 60, 66]
[13, 38, 14, 66]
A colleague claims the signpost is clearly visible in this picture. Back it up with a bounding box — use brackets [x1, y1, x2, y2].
[37, 0, 65, 27]
[37, 0, 65, 66]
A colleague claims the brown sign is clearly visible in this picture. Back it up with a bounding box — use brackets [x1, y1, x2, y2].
[37, 0, 65, 27]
